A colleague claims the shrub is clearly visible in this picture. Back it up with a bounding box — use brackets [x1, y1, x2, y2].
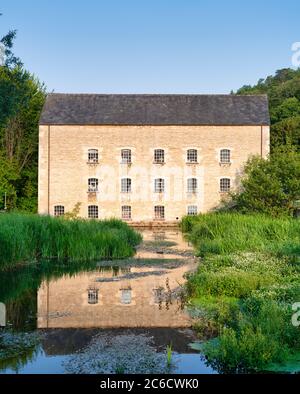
[232, 147, 300, 216]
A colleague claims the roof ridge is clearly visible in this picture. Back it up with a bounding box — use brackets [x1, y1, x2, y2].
[47, 93, 268, 97]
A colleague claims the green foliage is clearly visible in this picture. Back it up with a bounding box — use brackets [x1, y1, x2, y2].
[0, 331, 39, 372]
[0, 25, 46, 211]
[231, 147, 300, 216]
[166, 344, 173, 368]
[0, 213, 142, 270]
[184, 213, 300, 373]
[182, 212, 300, 257]
[63, 202, 82, 220]
[237, 68, 300, 151]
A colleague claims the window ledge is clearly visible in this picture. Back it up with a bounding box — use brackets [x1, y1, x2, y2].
[219, 162, 231, 167]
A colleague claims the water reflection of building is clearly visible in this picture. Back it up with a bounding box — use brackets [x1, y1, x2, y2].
[37, 263, 192, 329]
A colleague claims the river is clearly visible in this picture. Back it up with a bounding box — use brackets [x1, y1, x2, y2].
[0, 229, 217, 374]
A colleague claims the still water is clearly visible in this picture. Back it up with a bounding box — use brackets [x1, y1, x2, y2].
[0, 230, 216, 374]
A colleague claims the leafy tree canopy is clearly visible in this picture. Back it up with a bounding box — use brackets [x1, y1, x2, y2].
[232, 146, 300, 216]
[236, 68, 300, 151]
[0, 14, 46, 211]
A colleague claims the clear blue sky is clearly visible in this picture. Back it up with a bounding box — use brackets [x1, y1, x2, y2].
[1, 0, 299, 93]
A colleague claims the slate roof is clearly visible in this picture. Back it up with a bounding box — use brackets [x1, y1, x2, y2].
[39, 94, 270, 126]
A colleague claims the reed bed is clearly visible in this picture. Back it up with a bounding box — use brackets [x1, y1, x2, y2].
[181, 212, 300, 258]
[0, 213, 142, 270]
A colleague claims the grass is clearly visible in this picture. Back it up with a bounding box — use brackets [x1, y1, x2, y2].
[0, 213, 142, 270]
[166, 344, 173, 368]
[182, 212, 300, 259]
[182, 213, 300, 373]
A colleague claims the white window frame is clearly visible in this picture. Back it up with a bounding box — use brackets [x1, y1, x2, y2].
[154, 178, 165, 193]
[88, 178, 99, 192]
[121, 149, 132, 164]
[122, 205, 132, 220]
[187, 149, 198, 163]
[88, 149, 99, 163]
[88, 288, 99, 304]
[54, 205, 65, 217]
[88, 205, 99, 219]
[187, 205, 198, 216]
[220, 178, 231, 192]
[187, 178, 197, 193]
[220, 149, 231, 164]
[121, 178, 132, 193]
[154, 206, 165, 220]
[154, 149, 165, 164]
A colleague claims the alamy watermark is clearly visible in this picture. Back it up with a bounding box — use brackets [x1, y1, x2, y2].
[292, 42, 300, 67]
[0, 43, 6, 66]
[0, 302, 6, 327]
[292, 302, 300, 327]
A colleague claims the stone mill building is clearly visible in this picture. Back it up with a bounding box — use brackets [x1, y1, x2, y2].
[38, 94, 270, 225]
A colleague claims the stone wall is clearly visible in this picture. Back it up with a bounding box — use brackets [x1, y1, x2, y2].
[38, 124, 270, 221]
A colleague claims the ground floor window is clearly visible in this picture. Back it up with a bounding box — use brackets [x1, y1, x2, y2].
[187, 205, 198, 216]
[54, 205, 64, 216]
[122, 205, 132, 220]
[154, 206, 165, 220]
[220, 178, 231, 192]
[88, 205, 98, 219]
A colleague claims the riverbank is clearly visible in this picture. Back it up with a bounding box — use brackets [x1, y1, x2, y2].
[0, 214, 142, 270]
[182, 213, 300, 373]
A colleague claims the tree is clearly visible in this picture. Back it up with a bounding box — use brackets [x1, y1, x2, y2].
[0, 15, 46, 211]
[232, 147, 300, 216]
[236, 68, 300, 151]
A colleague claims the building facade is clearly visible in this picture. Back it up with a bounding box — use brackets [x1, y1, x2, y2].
[38, 94, 270, 224]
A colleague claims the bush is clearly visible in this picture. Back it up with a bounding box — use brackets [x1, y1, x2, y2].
[232, 147, 300, 216]
[204, 325, 286, 373]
